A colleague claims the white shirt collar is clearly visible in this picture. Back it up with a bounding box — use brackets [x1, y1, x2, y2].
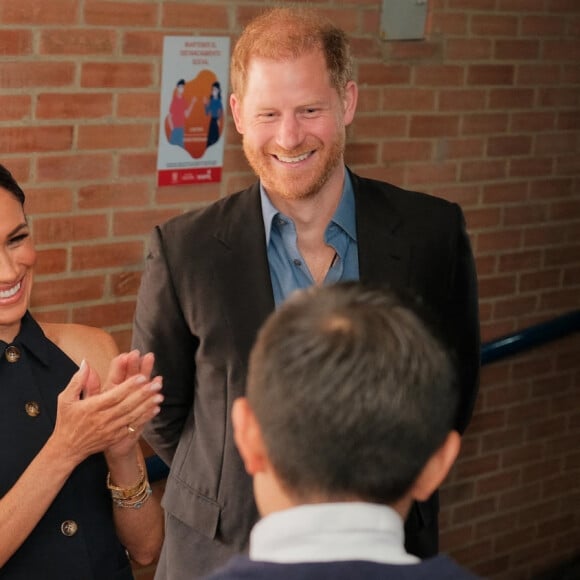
[249, 502, 419, 565]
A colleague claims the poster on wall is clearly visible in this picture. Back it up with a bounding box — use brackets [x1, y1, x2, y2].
[157, 36, 230, 187]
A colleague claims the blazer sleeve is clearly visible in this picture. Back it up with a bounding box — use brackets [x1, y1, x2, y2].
[132, 226, 198, 466]
[448, 204, 480, 434]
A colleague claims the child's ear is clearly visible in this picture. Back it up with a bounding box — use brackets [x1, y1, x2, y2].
[232, 397, 268, 475]
[410, 431, 461, 502]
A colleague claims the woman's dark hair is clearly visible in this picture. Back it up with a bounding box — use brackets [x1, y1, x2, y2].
[0, 164, 26, 206]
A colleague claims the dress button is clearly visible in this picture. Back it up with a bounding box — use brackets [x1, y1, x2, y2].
[5, 346, 20, 363]
[61, 520, 78, 537]
[25, 401, 40, 417]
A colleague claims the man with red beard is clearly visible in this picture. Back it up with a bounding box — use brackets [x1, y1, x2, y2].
[132, 7, 480, 580]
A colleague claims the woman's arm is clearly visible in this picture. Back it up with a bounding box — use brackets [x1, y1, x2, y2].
[0, 361, 160, 567]
[55, 325, 165, 565]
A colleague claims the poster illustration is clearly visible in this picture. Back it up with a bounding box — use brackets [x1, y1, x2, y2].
[157, 36, 230, 187]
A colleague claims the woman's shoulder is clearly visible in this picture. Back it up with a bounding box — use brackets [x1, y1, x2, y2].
[41, 322, 118, 377]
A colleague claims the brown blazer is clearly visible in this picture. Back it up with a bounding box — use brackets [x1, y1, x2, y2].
[132, 170, 480, 579]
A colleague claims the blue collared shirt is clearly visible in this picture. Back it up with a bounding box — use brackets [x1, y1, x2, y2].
[261, 172, 360, 307]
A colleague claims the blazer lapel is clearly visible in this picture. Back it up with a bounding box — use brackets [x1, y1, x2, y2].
[351, 171, 412, 290]
[211, 184, 275, 366]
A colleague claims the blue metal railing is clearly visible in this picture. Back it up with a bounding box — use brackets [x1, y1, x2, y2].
[146, 309, 580, 482]
[480, 309, 580, 365]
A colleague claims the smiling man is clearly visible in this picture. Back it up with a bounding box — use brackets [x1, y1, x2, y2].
[132, 7, 480, 580]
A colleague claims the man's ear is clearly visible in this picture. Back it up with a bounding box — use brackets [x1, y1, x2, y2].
[232, 397, 268, 475]
[410, 431, 461, 502]
[229, 93, 244, 134]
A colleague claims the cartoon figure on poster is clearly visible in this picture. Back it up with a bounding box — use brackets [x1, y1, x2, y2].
[164, 71, 224, 159]
[167, 79, 196, 148]
[204, 81, 223, 148]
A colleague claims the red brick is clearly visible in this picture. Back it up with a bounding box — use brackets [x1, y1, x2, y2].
[557, 110, 580, 131]
[164, 2, 231, 29]
[0, 0, 78, 24]
[78, 124, 152, 150]
[114, 209, 182, 236]
[25, 187, 74, 214]
[454, 454, 500, 479]
[539, 87, 580, 108]
[409, 115, 459, 138]
[440, 525, 474, 551]
[479, 274, 517, 298]
[522, 458, 563, 484]
[488, 88, 535, 110]
[493, 526, 538, 554]
[72, 242, 144, 270]
[445, 39, 492, 61]
[381, 89, 435, 111]
[462, 113, 509, 135]
[84, 0, 158, 26]
[0, 126, 73, 154]
[111, 271, 142, 297]
[510, 157, 554, 178]
[543, 39, 580, 61]
[117, 92, 160, 118]
[452, 497, 498, 525]
[438, 89, 486, 112]
[444, 138, 485, 159]
[119, 152, 158, 177]
[73, 301, 136, 328]
[498, 0, 546, 9]
[493, 295, 539, 319]
[545, 244, 580, 267]
[461, 160, 506, 182]
[467, 65, 515, 85]
[0, 62, 75, 88]
[474, 512, 518, 541]
[463, 207, 501, 229]
[40, 29, 116, 55]
[448, 0, 496, 9]
[0, 95, 31, 121]
[481, 427, 525, 453]
[431, 12, 468, 35]
[488, 136, 532, 157]
[476, 469, 521, 496]
[414, 65, 465, 86]
[404, 163, 458, 186]
[122, 31, 165, 56]
[78, 182, 150, 209]
[517, 64, 561, 86]
[529, 177, 574, 199]
[521, 15, 567, 36]
[471, 15, 519, 36]
[494, 40, 540, 60]
[33, 215, 108, 244]
[81, 63, 153, 88]
[498, 482, 541, 510]
[477, 229, 522, 253]
[388, 41, 440, 61]
[482, 182, 528, 203]
[31, 276, 105, 307]
[381, 140, 432, 163]
[37, 154, 113, 181]
[450, 540, 493, 565]
[0, 30, 32, 55]
[357, 64, 411, 86]
[34, 249, 68, 275]
[354, 115, 407, 139]
[345, 143, 379, 166]
[37, 93, 113, 119]
[504, 204, 548, 226]
[439, 481, 475, 505]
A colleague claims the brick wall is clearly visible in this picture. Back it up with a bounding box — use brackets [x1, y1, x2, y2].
[1, 0, 578, 578]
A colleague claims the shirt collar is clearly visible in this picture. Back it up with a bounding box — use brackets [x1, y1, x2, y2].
[250, 502, 418, 565]
[259, 169, 357, 244]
